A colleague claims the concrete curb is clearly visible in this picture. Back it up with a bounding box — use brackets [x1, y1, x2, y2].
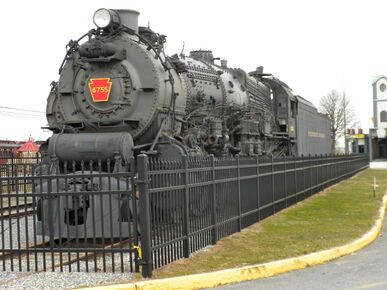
[84, 194, 387, 290]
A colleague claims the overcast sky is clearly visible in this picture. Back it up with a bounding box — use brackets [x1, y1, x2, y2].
[0, 0, 384, 141]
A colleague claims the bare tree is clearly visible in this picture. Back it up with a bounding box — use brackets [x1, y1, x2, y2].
[319, 90, 358, 153]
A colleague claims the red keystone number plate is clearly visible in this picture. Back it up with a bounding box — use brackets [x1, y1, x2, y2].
[88, 78, 112, 102]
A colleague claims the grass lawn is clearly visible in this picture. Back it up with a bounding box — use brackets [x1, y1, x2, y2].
[152, 169, 386, 278]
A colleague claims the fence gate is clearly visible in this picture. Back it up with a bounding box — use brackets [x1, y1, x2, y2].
[0, 156, 141, 273]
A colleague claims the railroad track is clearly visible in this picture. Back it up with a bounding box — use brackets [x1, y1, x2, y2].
[0, 202, 35, 219]
[0, 240, 60, 261]
[0, 238, 133, 271]
[46, 238, 132, 271]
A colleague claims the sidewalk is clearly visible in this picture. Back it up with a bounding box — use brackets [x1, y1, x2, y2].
[370, 159, 387, 170]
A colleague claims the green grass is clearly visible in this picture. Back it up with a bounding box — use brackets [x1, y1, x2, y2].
[152, 169, 386, 278]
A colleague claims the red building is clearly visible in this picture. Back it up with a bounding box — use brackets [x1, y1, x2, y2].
[0, 139, 41, 162]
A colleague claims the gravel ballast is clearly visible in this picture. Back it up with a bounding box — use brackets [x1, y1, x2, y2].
[0, 271, 135, 289]
[0, 216, 137, 289]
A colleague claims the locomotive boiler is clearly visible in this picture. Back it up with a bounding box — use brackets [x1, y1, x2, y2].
[36, 8, 330, 238]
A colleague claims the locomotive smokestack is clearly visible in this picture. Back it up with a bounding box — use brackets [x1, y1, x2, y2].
[116, 9, 139, 33]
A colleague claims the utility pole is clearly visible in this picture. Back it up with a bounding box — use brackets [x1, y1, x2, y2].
[343, 90, 348, 154]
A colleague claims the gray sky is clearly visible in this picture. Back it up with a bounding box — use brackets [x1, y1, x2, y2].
[0, 0, 384, 141]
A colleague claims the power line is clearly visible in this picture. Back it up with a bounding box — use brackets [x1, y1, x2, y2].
[0, 111, 46, 120]
[0, 106, 45, 114]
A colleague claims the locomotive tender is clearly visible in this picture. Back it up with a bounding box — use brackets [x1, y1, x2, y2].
[37, 8, 330, 238]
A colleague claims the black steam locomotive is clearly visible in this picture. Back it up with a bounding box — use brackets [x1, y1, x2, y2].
[37, 8, 330, 238]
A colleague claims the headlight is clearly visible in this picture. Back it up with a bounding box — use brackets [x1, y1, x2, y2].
[93, 8, 120, 29]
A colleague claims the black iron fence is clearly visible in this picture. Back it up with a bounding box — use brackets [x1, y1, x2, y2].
[0, 156, 41, 193]
[137, 154, 369, 277]
[0, 154, 368, 277]
[0, 157, 139, 273]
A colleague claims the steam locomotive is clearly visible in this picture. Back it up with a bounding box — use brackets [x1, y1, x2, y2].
[37, 9, 330, 238]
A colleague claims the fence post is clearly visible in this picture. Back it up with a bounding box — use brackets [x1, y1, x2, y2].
[47, 176, 55, 252]
[325, 154, 328, 187]
[129, 157, 141, 273]
[316, 154, 319, 193]
[11, 157, 15, 192]
[182, 155, 190, 257]
[137, 154, 153, 278]
[321, 154, 323, 185]
[309, 154, 312, 196]
[302, 154, 305, 200]
[255, 155, 260, 222]
[271, 154, 275, 214]
[236, 155, 242, 232]
[328, 154, 331, 183]
[210, 155, 217, 244]
[294, 155, 297, 201]
[284, 155, 287, 208]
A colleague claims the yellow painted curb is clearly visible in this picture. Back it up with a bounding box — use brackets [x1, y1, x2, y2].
[84, 194, 387, 290]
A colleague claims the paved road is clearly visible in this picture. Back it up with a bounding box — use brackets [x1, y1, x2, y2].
[214, 213, 387, 290]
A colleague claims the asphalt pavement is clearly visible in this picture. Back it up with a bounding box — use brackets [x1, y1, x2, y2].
[214, 212, 387, 290]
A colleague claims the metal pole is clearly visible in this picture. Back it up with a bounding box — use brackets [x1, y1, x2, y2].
[211, 155, 217, 244]
[368, 134, 372, 162]
[11, 157, 15, 192]
[256, 156, 260, 222]
[236, 155, 242, 232]
[182, 155, 190, 256]
[271, 154, 275, 213]
[343, 91, 348, 154]
[137, 154, 152, 278]
[284, 155, 287, 207]
[130, 157, 140, 273]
